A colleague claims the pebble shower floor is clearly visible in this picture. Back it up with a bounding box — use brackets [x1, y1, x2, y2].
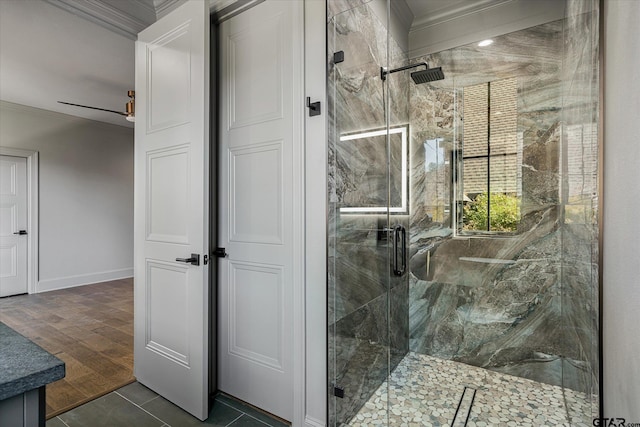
[348, 352, 595, 427]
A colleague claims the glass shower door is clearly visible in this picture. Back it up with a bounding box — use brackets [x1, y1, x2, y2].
[327, 2, 395, 425]
[327, 1, 413, 424]
[328, 0, 601, 425]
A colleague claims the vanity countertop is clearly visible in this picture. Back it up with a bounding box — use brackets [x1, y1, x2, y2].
[0, 322, 65, 401]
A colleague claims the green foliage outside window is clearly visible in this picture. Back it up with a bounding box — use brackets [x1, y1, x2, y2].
[463, 192, 520, 232]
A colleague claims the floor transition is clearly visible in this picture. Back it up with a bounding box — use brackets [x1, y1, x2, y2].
[0, 278, 134, 417]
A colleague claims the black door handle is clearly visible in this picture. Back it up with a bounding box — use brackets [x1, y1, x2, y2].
[13, 230, 27, 235]
[175, 254, 200, 266]
[393, 225, 406, 277]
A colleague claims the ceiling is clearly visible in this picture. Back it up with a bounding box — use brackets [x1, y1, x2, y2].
[0, 0, 511, 129]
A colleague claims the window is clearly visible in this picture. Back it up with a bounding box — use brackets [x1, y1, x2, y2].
[454, 78, 521, 234]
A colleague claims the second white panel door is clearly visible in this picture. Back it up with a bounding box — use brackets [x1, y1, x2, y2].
[0, 155, 28, 297]
[218, 0, 303, 421]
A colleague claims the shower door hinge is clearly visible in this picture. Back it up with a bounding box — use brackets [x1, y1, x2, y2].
[333, 51, 344, 64]
[306, 97, 321, 117]
[333, 386, 345, 398]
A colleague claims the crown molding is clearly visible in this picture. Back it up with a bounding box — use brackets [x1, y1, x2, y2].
[154, 0, 188, 20]
[411, 0, 514, 32]
[43, 0, 247, 38]
[212, 0, 264, 23]
[43, 0, 154, 39]
[42, 0, 191, 39]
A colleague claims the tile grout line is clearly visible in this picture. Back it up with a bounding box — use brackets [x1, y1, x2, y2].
[56, 416, 71, 427]
[216, 398, 280, 427]
[114, 391, 172, 427]
[224, 413, 245, 427]
[142, 394, 161, 406]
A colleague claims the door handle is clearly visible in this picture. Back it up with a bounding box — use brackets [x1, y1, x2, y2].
[13, 230, 27, 235]
[393, 225, 406, 277]
[175, 254, 200, 266]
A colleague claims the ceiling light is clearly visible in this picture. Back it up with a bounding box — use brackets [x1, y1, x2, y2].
[478, 39, 494, 47]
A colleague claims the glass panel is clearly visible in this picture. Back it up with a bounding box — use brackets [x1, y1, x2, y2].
[561, 0, 600, 422]
[327, 2, 391, 425]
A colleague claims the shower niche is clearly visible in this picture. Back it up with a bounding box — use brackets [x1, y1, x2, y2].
[327, 0, 600, 425]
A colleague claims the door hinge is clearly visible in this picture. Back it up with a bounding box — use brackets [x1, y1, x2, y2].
[333, 386, 345, 398]
[333, 51, 344, 64]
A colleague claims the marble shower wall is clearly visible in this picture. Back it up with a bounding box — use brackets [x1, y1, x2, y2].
[327, 1, 410, 425]
[407, 15, 599, 402]
[561, 0, 600, 422]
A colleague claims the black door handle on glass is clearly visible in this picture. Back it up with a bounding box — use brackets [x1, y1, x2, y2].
[393, 225, 406, 277]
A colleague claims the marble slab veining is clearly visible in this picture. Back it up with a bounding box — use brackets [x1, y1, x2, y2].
[0, 322, 65, 401]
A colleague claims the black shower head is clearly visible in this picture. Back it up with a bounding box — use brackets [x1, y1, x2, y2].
[381, 62, 445, 83]
[411, 67, 445, 84]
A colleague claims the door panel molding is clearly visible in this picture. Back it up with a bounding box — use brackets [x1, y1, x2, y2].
[227, 11, 284, 129]
[228, 140, 284, 245]
[146, 21, 192, 132]
[145, 259, 191, 366]
[146, 144, 191, 243]
[228, 260, 284, 371]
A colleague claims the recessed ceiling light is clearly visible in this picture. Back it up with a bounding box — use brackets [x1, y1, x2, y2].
[478, 39, 494, 47]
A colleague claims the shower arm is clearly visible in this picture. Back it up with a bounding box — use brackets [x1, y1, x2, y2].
[380, 62, 428, 81]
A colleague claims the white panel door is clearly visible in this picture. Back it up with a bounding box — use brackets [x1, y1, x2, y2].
[218, 0, 303, 421]
[134, 0, 210, 420]
[0, 155, 28, 297]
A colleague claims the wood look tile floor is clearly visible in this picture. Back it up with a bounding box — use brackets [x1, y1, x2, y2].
[0, 278, 135, 418]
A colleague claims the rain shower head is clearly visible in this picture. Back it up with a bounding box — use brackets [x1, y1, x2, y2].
[411, 66, 445, 84]
[380, 62, 445, 83]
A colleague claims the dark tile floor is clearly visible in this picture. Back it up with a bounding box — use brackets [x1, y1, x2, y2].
[46, 382, 290, 427]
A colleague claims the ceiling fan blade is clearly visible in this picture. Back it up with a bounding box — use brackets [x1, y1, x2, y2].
[57, 101, 127, 116]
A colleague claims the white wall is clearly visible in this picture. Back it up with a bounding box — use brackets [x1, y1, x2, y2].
[0, 101, 134, 292]
[603, 0, 640, 420]
[303, 2, 327, 425]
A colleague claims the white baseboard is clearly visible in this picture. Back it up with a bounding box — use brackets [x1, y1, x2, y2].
[36, 268, 134, 293]
[304, 415, 325, 427]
